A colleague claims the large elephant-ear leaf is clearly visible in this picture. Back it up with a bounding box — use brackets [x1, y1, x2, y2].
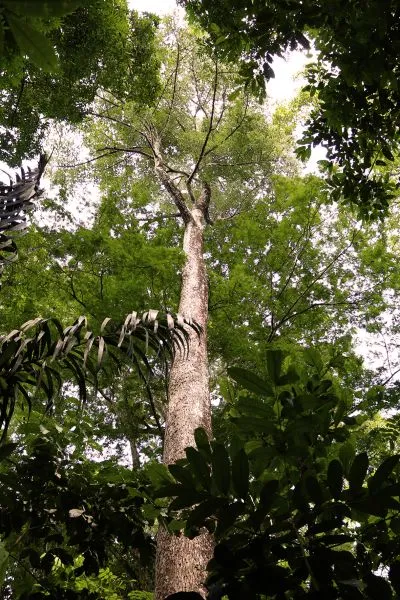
[0, 155, 46, 285]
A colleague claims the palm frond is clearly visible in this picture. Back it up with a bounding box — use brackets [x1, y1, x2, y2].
[0, 310, 200, 440]
[0, 155, 46, 283]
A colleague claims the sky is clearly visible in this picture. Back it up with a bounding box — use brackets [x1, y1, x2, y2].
[130, 0, 178, 15]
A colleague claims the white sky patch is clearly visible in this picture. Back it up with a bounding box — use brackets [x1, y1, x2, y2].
[129, 0, 180, 16]
[267, 51, 310, 104]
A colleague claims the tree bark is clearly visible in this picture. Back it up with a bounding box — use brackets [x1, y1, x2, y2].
[155, 202, 213, 599]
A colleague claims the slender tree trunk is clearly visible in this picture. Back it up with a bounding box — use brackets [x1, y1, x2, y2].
[155, 202, 213, 599]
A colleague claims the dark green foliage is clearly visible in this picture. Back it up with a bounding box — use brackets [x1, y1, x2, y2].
[0, 420, 155, 598]
[183, 0, 400, 218]
[154, 349, 400, 598]
[0, 0, 85, 72]
[0, 3, 161, 164]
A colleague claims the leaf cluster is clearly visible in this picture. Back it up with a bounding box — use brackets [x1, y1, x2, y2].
[183, 0, 400, 218]
[0, 419, 155, 598]
[0, 310, 198, 440]
[152, 350, 400, 598]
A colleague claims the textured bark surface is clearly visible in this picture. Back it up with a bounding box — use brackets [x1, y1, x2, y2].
[155, 205, 213, 600]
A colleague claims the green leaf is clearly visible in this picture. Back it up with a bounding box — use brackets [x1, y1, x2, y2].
[259, 479, 279, 511]
[146, 462, 174, 489]
[237, 396, 274, 419]
[169, 488, 204, 510]
[185, 498, 224, 528]
[327, 459, 343, 499]
[152, 483, 184, 499]
[168, 464, 194, 488]
[185, 447, 210, 489]
[228, 367, 273, 396]
[368, 455, 400, 494]
[277, 366, 299, 386]
[215, 501, 244, 537]
[194, 427, 211, 457]
[0, 540, 9, 587]
[211, 443, 231, 495]
[303, 348, 323, 373]
[4, 0, 83, 17]
[339, 441, 355, 476]
[391, 517, 400, 535]
[51, 547, 74, 565]
[0, 442, 18, 461]
[266, 349, 284, 384]
[364, 574, 393, 600]
[381, 145, 395, 162]
[7, 14, 59, 72]
[349, 452, 368, 492]
[218, 377, 235, 402]
[232, 448, 249, 499]
[305, 475, 324, 504]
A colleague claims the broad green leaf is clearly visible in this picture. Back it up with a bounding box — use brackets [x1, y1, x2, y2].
[232, 415, 275, 434]
[152, 483, 184, 499]
[259, 479, 279, 511]
[368, 455, 400, 494]
[169, 488, 205, 510]
[7, 14, 59, 72]
[364, 573, 393, 600]
[349, 452, 368, 492]
[218, 376, 235, 402]
[0, 442, 18, 461]
[215, 501, 244, 537]
[327, 459, 343, 499]
[185, 447, 210, 489]
[237, 396, 274, 419]
[168, 464, 194, 488]
[305, 475, 324, 505]
[303, 348, 323, 373]
[381, 146, 395, 162]
[211, 442, 231, 495]
[389, 562, 400, 595]
[277, 366, 299, 386]
[228, 367, 273, 396]
[185, 498, 225, 528]
[146, 462, 174, 489]
[194, 427, 211, 457]
[390, 517, 400, 535]
[266, 349, 284, 384]
[51, 547, 74, 565]
[232, 448, 249, 499]
[339, 441, 355, 476]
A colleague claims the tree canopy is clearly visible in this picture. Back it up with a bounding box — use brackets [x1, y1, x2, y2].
[182, 0, 400, 219]
[0, 1, 160, 165]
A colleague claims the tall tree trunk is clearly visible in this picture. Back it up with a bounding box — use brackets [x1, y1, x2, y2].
[155, 200, 213, 599]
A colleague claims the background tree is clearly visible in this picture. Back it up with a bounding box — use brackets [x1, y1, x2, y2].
[0, 1, 160, 165]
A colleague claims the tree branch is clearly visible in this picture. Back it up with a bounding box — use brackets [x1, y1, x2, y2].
[188, 59, 219, 185]
[58, 150, 123, 169]
[136, 213, 181, 223]
[86, 110, 134, 129]
[268, 232, 358, 340]
[146, 125, 192, 223]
